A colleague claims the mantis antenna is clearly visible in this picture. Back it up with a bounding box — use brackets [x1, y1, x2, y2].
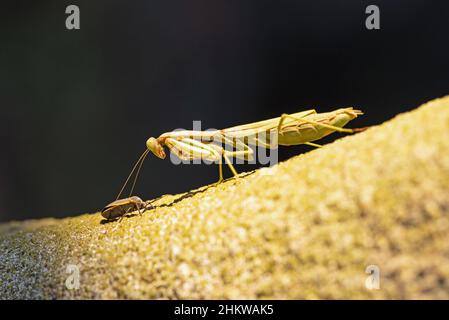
[128, 149, 149, 197]
[116, 149, 149, 200]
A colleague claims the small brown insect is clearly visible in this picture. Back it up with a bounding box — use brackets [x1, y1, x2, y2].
[101, 196, 147, 220]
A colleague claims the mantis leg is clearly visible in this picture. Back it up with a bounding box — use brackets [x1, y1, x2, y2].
[223, 153, 238, 176]
[218, 158, 224, 183]
[166, 136, 242, 182]
[166, 137, 226, 182]
[206, 142, 242, 179]
[277, 110, 317, 133]
[222, 150, 254, 168]
[221, 136, 254, 161]
[165, 137, 221, 162]
[279, 113, 353, 133]
[305, 142, 322, 148]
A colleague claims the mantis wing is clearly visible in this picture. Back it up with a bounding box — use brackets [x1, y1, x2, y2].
[221, 109, 316, 149]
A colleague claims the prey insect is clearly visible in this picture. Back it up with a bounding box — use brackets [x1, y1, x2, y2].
[116, 107, 363, 193]
[101, 196, 147, 220]
[101, 147, 153, 221]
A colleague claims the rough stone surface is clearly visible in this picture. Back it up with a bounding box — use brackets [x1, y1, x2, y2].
[1, 96, 449, 299]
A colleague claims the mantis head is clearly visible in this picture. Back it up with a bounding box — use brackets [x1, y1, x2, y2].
[146, 137, 166, 159]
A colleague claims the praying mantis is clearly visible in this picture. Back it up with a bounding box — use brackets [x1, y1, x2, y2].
[102, 107, 363, 220]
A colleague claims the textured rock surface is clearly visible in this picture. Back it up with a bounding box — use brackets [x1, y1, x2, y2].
[1, 96, 449, 299]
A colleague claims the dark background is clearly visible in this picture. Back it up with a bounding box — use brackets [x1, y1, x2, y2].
[1, 1, 448, 221]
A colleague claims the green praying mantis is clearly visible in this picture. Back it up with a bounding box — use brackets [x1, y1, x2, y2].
[102, 107, 363, 220]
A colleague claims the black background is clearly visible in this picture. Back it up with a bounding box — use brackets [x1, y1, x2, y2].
[1, 300, 441, 318]
[1, 1, 448, 221]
